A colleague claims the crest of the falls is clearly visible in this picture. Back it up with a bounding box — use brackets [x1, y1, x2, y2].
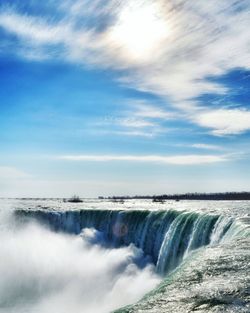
[15, 207, 241, 275]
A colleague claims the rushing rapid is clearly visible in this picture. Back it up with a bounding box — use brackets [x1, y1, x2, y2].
[0, 198, 249, 313]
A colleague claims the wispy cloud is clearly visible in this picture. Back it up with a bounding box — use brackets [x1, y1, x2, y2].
[191, 144, 222, 151]
[93, 129, 157, 138]
[0, 1, 250, 135]
[119, 118, 155, 128]
[58, 154, 228, 165]
[0, 12, 68, 44]
[109, 130, 156, 138]
[97, 103, 172, 138]
[131, 101, 176, 120]
[194, 109, 250, 136]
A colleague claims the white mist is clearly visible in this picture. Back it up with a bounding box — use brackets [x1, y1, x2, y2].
[0, 219, 160, 313]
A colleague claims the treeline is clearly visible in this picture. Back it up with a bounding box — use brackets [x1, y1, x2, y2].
[101, 192, 250, 201]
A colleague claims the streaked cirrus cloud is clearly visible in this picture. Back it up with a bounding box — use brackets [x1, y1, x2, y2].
[0, 0, 250, 136]
[58, 154, 228, 165]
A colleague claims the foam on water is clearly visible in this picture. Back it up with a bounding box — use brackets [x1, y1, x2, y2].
[0, 198, 249, 313]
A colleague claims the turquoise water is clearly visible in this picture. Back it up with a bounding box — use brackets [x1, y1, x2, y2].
[0, 199, 249, 312]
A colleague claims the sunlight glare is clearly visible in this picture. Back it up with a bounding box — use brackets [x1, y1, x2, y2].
[110, 3, 170, 61]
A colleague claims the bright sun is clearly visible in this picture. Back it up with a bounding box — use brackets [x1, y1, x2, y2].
[109, 3, 170, 61]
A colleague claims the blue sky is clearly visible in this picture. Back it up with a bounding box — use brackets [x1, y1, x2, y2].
[0, 0, 250, 197]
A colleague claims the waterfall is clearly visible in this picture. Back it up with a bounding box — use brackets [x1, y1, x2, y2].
[14, 208, 237, 275]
